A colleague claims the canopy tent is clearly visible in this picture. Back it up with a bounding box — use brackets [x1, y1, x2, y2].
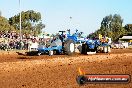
[119, 36, 132, 42]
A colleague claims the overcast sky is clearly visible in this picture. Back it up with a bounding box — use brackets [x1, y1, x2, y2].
[0, 0, 132, 35]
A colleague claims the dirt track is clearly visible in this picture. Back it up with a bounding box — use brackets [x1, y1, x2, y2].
[0, 49, 132, 88]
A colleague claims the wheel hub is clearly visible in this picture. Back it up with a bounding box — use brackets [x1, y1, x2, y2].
[70, 43, 74, 52]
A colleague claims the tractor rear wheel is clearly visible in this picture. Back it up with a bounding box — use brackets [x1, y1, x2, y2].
[64, 39, 75, 55]
[107, 46, 111, 53]
[53, 50, 57, 55]
[81, 44, 87, 54]
[103, 46, 108, 53]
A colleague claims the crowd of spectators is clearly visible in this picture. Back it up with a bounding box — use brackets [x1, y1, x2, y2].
[0, 31, 46, 51]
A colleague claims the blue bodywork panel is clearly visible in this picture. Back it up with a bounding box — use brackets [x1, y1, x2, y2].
[85, 39, 109, 50]
[37, 46, 62, 54]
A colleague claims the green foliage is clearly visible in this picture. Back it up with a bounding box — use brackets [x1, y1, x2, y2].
[0, 16, 15, 32]
[9, 10, 45, 36]
[88, 14, 126, 41]
[124, 24, 132, 35]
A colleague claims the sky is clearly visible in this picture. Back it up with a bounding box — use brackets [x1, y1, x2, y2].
[0, 0, 132, 35]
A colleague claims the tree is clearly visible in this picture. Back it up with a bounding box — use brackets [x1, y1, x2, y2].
[9, 10, 45, 36]
[88, 14, 125, 41]
[109, 14, 124, 41]
[32, 22, 45, 36]
[124, 24, 132, 35]
[0, 16, 15, 32]
[100, 14, 123, 36]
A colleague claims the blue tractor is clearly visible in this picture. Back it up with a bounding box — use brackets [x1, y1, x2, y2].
[81, 39, 99, 54]
[37, 29, 87, 56]
[37, 31, 76, 56]
[81, 37, 111, 54]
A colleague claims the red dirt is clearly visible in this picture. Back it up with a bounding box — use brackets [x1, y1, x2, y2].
[0, 49, 132, 88]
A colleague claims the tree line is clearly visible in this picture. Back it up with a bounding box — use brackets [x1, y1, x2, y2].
[0, 10, 45, 37]
[0, 11, 131, 41]
[88, 14, 132, 41]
